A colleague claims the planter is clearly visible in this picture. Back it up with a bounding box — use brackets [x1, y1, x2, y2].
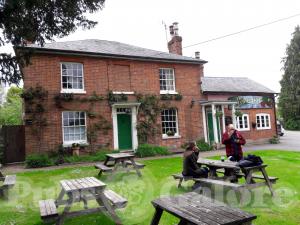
[72, 147, 80, 156]
[166, 130, 175, 137]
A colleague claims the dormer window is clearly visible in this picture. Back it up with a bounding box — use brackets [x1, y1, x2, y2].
[159, 68, 177, 94]
[61, 62, 86, 94]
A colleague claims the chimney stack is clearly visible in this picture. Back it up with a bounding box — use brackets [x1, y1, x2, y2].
[168, 22, 182, 55]
[195, 51, 200, 59]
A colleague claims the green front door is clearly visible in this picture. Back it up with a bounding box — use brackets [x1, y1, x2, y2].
[207, 112, 215, 144]
[117, 114, 132, 150]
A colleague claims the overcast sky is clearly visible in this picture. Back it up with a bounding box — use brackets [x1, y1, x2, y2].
[4, 0, 300, 92]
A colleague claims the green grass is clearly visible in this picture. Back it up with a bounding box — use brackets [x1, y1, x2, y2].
[1, 150, 300, 225]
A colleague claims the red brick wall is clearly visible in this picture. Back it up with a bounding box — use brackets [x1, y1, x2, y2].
[224, 108, 277, 142]
[22, 54, 205, 153]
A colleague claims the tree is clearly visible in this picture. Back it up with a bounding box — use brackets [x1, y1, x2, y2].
[0, 86, 23, 125]
[0, 0, 105, 85]
[278, 26, 300, 130]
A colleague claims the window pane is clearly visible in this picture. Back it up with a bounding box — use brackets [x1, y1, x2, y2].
[61, 63, 83, 90]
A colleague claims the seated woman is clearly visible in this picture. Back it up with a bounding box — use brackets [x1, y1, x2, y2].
[182, 142, 209, 178]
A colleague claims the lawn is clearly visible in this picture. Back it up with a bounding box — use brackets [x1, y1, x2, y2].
[0, 150, 300, 225]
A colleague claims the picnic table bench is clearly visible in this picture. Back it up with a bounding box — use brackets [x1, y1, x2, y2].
[0, 164, 16, 199]
[39, 177, 127, 225]
[95, 153, 145, 177]
[173, 158, 278, 197]
[151, 191, 257, 225]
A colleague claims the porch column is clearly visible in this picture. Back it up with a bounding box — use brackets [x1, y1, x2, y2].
[131, 106, 138, 150]
[211, 104, 219, 143]
[231, 104, 237, 128]
[112, 107, 119, 149]
[221, 105, 226, 133]
[202, 106, 208, 142]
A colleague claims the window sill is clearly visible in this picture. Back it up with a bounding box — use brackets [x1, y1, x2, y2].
[237, 129, 250, 132]
[162, 135, 181, 140]
[112, 91, 135, 95]
[61, 89, 86, 94]
[256, 127, 271, 130]
[160, 91, 178, 95]
[63, 142, 89, 147]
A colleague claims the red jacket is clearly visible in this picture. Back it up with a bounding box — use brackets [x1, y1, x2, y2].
[222, 130, 246, 160]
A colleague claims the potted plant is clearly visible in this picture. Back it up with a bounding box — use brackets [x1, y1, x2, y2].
[72, 143, 80, 156]
[166, 130, 175, 137]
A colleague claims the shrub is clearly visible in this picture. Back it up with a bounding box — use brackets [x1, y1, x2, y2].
[25, 154, 53, 168]
[63, 149, 119, 163]
[136, 144, 170, 157]
[196, 139, 213, 151]
[269, 136, 280, 144]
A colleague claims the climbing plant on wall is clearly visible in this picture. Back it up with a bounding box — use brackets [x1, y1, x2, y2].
[21, 85, 48, 152]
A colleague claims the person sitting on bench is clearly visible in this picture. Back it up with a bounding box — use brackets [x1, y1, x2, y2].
[182, 142, 209, 178]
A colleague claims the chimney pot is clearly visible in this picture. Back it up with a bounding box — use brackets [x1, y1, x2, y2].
[195, 51, 200, 59]
[173, 22, 179, 36]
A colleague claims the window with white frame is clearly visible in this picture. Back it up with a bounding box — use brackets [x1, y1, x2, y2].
[62, 111, 87, 144]
[236, 114, 250, 131]
[161, 108, 179, 137]
[256, 113, 271, 129]
[159, 68, 176, 93]
[61, 62, 84, 92]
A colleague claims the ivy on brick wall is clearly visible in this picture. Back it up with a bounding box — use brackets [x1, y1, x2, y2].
[21, 85, 48, 152]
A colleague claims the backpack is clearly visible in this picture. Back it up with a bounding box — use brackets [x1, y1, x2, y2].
[237, 154, 263, 168]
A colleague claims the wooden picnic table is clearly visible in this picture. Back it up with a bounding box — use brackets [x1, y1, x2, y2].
[95, 152, 144, 177]
[150, 192, 257, 225]
[197, 158, 275, 196]
[39, 177, 127, 225]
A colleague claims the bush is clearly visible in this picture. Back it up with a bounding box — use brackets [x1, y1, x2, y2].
[25, 154, 53, 168]
[269, 136, 280, 144]
[136, 144, 170, 158]
[196, 139, 213, 151]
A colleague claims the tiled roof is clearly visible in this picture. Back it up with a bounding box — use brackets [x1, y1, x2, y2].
[21, 39, 207, 64]
[201, 77, 276, 94]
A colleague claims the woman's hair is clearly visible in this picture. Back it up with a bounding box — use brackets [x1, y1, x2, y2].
[186, 142, 196, 151]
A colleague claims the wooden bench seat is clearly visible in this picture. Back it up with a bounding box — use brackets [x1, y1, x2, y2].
[172, 174, 194, 188]
[0, 175, 16, 199]
[194, 178, 245, 190]
[124, 160, 145, 168]
[39, 199, 58, 221]
[216, 170, 278, 183]
[95, 163, 113, 176]
[103, 189, 128, 209]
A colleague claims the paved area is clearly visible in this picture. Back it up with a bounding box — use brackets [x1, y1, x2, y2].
[2, 131, 299, 174]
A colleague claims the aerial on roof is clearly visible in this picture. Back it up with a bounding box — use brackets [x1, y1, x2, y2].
[16, 39, 207, 64]
[201, 77, 276, 94]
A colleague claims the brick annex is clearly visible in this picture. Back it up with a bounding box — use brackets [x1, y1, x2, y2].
[16, 22, 277, 155]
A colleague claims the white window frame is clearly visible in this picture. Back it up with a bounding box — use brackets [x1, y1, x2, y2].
[159, 68, 177, 94]
[61, 62, 86, 94]
[62, 111, 87, 146]
[161, 108, 181, 139]
[236, 114, 250, 131]
[256, 113, 271, 130]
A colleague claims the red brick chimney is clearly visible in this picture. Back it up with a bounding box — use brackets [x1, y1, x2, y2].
[168, 22, 182, 55]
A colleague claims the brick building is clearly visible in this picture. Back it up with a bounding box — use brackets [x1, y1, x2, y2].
[16, 23, 277, 155]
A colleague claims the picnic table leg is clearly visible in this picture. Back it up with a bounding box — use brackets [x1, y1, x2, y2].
[0, 171, 4, 181]
[103, 156, 110, 166]
[129, 158, 142, 177]
[244, 170, 255, 184]
[150, 207, 163, 225]
[55, 189, 65, 207]
[208, 167, 217, 178]
[260, 167, 274, 197]
[96, 191, 122, 225]
[57, 192, 76, 225]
